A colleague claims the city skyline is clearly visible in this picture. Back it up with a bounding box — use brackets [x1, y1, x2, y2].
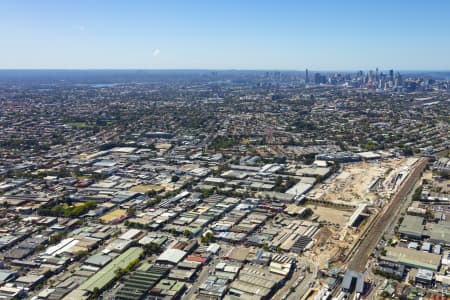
[0, 2, 449, 298]
[1, 0, 450, 70]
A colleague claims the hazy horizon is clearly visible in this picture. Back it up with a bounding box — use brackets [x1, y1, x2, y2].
[1, 68, 450, 72]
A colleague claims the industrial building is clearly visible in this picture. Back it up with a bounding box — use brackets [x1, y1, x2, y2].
[381, 246, 441, 271]
[341, 270, 365, 294]
[414, 269, 434, 286]
[398, 215, 424, 240]
[115, 265, 168, 300]
[77, 247, 144, 293]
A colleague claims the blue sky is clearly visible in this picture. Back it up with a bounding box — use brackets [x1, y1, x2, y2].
[1, 0, 450, 70]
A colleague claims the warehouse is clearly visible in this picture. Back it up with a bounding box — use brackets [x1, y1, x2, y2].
[381, 246, 441, 271]
[168, 268, 197, 281]
[285, 181, 314, 196]
[0, 269, 17, 282]
[226, 247, 251, 262]
[358, 151, 382, 160]
[398, 215, 424, 240]
[115, 265, 168, 300]
[84, 254, 112, 267]
[271, 220, 318, 252]
[77, 247, 144, 293]
[291, 236, 313, 254]
[414, 269, 434, 286]
[296, 166, 331, 178]
[119, 228, 142, 241]
[316, 152, 361, 163]
[156, 248, 187, 265]
[429, 221, 450, 246]
[227, 265, 285, 299]
[151, 279, 185, 299]
[198, 276, 228, 299]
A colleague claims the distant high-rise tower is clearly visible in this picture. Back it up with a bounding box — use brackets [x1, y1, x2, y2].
[314, 72, 323, 85]
[394, 72, 402, 88]
[368, 70, 373, 83]
[305, 68, 309, 84]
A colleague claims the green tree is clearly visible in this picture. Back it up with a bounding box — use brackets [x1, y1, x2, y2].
[412, 186, 423, 201]
[201, 232, 215, 244]
[183, 229, 192, 238]
[144, 242, 161, 254]
[402, 147, 414, 157]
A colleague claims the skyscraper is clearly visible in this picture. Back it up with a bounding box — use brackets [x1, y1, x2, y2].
[314, 72, 323, 85]
[305, 68, 309, 84]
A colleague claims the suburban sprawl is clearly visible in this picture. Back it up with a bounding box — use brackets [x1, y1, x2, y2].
[0, 70, 449, 300]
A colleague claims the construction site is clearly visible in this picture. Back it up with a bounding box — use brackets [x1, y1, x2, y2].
[303, 158, 421, 272]
[307, 157, 419, 208]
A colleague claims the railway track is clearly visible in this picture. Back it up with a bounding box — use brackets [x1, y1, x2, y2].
[348, 158, 428, 272]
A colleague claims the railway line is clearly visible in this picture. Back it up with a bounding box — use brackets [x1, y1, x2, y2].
[348, 157, 428, 272]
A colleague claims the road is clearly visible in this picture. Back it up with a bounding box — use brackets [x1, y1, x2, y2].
[272, 256, 318, 300]
[362, 258, 383, 300]
[348, 158, 428, 272]
[183, 264, 210, 300]
[286, 270, 315, 300]
[183, 247, 228, 300]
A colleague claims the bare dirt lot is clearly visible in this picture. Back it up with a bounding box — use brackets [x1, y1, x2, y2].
[306, 204, 351, 226]
[308, 158, 418, 206]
